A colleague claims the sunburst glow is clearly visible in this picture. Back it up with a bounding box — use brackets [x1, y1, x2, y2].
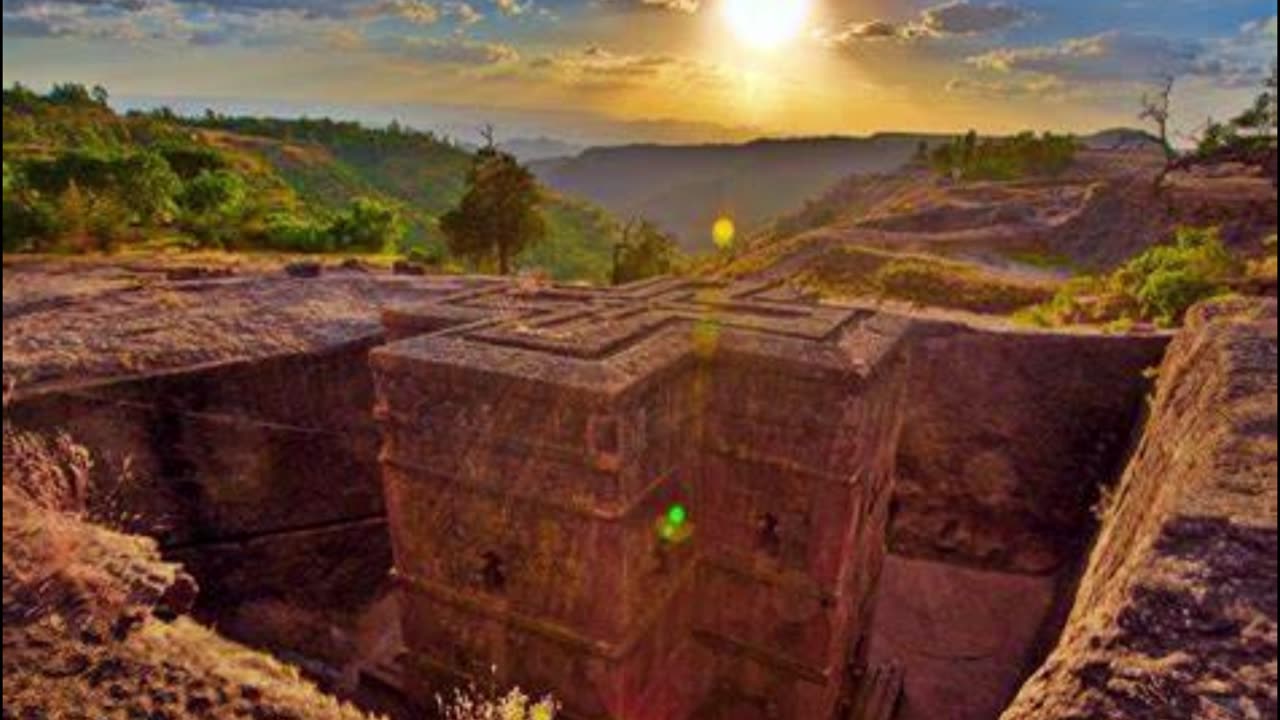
[721, 0, 813, 51]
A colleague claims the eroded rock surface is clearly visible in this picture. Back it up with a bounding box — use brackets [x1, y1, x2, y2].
[2, 441, 371, 720]
[2, 259, 502, 677]
[1003, 298, 1278, 720]
[2, 256, 500, 394]
[892, 321, 1170, 574]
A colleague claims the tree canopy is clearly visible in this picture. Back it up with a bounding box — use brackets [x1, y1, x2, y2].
[930, 131, 1077, 181]
[440, 147, 546, 275]
[612, 219, 680, 284]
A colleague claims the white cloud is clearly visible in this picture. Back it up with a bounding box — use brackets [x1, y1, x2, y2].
[968, 32, 1201, 82]
[821, 0, 1028, 49]
[395, 35, 517, 64]
[447, 0, 483, 25]
[367, 0, 441, 25]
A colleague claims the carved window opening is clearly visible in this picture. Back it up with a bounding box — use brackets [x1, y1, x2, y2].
[480, 551, 507, 593]
[758, 512, 783, 558]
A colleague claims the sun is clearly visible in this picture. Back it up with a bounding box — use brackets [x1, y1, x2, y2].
[721, 0, 813, 51]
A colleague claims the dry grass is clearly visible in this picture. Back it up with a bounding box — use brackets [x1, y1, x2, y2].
[438, 687, 559, 720]
[795, 245, 1057, 315]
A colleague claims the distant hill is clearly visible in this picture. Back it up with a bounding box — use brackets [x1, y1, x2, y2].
[1079, 128, 1164, 152]
[531, 135, 944, 251]
[499, 137, 585, 163]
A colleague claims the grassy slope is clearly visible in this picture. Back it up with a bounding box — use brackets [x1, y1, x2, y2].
[795, 245, 1058, 315]
[218, 130, 618, 282]
[4, 96, 620, 283]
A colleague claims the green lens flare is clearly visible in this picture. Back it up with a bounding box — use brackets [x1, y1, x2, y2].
[667, 504, 688, 528]
[657, 503, 691, 544]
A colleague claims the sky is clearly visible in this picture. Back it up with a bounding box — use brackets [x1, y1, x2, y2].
[2, 0, 1277, 145]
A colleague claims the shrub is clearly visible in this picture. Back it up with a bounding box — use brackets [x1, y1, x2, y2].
[116, 151, 181, 223]
[50, 183, 132, 252]
[328, 197, 405, 253]
[179, 170, 246, 216]
[22, 149, 180, 225]
[177, 169, 249, 248]
[612, 219, 681, 284]
[931, 131, 1077, 181]
[406, 245, 445, 266]
[439, 687, 558, 720]
[259, 212, 331, 252]
[1119, 227, 1238, 325]
[159, 145, 230, 181]
[1021, 226, 1240, 328]
[2, 195, 60, 252]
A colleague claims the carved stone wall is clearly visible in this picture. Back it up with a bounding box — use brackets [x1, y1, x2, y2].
[372, 278, 911, 719]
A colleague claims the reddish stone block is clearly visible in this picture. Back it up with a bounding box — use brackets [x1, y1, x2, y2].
[372, 279, 910, 719]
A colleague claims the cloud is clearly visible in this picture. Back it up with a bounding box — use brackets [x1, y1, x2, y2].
[952, 18, 1278, 105]
[2, 0, 160, 10]
[494, 0, 526, 16]
[945, 74, 1065, 99]
[2, 0, 179, 41]
[821, 19, 919, 44]
[922, 1, 1026, 35]
[2, 0, 479, 47]
[528, 45, 727, 92]
[1194, 14, 1278, 88]
[1239, 15, 1277, 41]
[364, 0, 440, 25]
[970, 27, 1273, 90]
[2, 0, 451, 30]
[822, 1, 1027, 47]
[172, 0, 372, 20]
[446, 0, 482, 25]
[968, 32, 1201, 82]
[638, 0, 699, 13]
[395, 35, 517, 64]
[325, 26, 366, 49]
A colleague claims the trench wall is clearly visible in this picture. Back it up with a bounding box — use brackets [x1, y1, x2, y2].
[5, 336, 392, 665]
[1002, 299, 1278, 719]
[890, 319, 1171, 575]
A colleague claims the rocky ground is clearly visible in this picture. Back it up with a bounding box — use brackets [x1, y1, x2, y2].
[2, 255, 496, 397]
[2, 423, 374, 720]
[1002, 298, 1278, 720]
[716, 150, 1278, 295]
[869, 557, 1058, 720]
[2, 153, 1276, 719]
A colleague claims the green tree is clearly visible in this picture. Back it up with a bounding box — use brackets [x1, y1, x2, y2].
[2, 163, 58, 253]
[179, 170, 246, 216]
[259, 212, 330, 252]
[177, 170, 248, 247]
[117, 152, 181, 223]
[441, 146, 546, 275]
[47, 83, 96, 107]
[612, 219, 681, 285]
[1234, 61, 1278, 137]
[328, 197, 406, 252]
[160, 145, 230, 180]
